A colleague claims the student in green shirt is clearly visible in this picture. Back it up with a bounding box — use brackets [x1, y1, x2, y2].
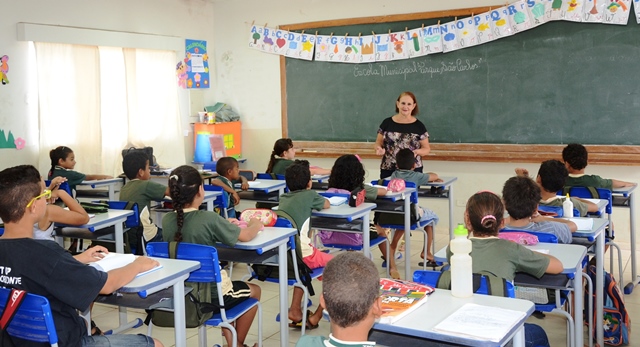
[265, 138, 331, 175]
[562, 143, 636, 189]
[48, 146, 112, 191]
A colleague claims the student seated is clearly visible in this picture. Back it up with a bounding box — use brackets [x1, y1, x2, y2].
[209, 156, 249, 218]
[502, 176, 577, 244]
[266, 138, 330, 176]
[389, 148, 441, 268]
[515, 159, 598, 217]
[447, 191, 562, 347]
[34, 176, 90, 240]
[48, 145, 112, 192]
[278, 160, 332, 330]
[162, 165, 262, 347]
[562, 143, 636, 189]
[295, 252, 381, 347]
[120, 151, 168, 249]
[0, 164, 162, 347]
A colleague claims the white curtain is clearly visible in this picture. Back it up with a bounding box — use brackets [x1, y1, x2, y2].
[34, 43, 184, 177]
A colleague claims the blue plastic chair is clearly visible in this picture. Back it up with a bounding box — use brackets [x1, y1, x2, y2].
[203, 184, 231, 218]
[537, 204, 580, 217]
[412, 269, 515, 298]
[0, 227, 3, 236]
[146, 242, 262, 347]
[371, 180, 436, 271]
[44, 180, 72, 197]
[256, 173, 285, 180]
[0, 287, 59, 346]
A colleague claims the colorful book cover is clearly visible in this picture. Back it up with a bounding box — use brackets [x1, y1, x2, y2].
[378, 278, 435, 324]
[419, 24, 443, 54]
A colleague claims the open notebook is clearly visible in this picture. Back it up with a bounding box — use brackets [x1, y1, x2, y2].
[89, 253, 162, 278]
[434, 303, 526, 342]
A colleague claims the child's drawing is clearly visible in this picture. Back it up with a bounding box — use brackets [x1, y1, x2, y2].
[490, 7, 514, 40]
[374, 33, 392, 62]
[420, 24, 443, 54]
[285, 32, 315, 61]
[508, 0, 534, 32]
[603, 0, 631, 24]
[442, 21, 462, 53]
[359, 35, 376, 63]
[583, 0, 605, 21]
[474, 13, 495, 44]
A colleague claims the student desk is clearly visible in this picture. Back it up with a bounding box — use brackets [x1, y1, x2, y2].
[310, 202, 378, 257]
[611, 185, 639, 294]
[118, 257, 201, 347]
[236, 179, 287, 195]
[372, 289, 534, 347]
[214, 227, 298, 347]
[151, 190, 222, 224]
[54, 209, 133, 253]
[374, 186, 417, 280]
[417, 176, 458, 238]
[310, 174, 330, 190]
[76, 178, 124, 200]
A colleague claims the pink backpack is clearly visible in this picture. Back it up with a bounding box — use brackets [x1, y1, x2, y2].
[498, 232, 539, 245]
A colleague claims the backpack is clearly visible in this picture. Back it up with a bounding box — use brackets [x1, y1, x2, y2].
[249, 210, 315, 296]
[79, 201, 109, 214]
[585, 265, 630, 346]
[145, 242, 215, 328]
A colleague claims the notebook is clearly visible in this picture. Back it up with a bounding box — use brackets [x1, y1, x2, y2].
[89, 253, 163, 278]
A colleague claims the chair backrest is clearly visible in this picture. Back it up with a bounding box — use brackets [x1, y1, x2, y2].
[370, 180, 419, 204]
[500, 228, 559, 244]
[256, 173, 285, 180]
[44, 180, 72, 197]
[412, 270, 515, 298]
[537, 204, 580, 218]
[239, 170, 256, 181]
[146, 242, 218, 284]
[0, 287, 59, 345]
[273, 217, 294, 228]
[96, 200, 140, 228]
[0, 228, 3, 236]
[562, 186, 613, 214]
[203, 184, 229, 211]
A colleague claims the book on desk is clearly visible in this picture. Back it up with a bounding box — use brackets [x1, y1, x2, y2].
[379, 278, 434, 324]
[433, 303, 526, 342]
[89, 253, 163, 277]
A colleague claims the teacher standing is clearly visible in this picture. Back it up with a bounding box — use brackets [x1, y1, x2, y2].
[374, 91, 431, 179]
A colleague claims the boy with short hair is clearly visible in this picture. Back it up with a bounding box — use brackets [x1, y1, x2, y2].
[295, 252, 381, 347]
[515, 159, 598, 217]
[388, 148, 441, 268]
[210, 156, 249, 218]
[279, 160, 331, 330]
[120, 151, 168, 250]
[562, 143, 636, 189]
[502, 176, 577, 244]
[0, 165, 162, 347]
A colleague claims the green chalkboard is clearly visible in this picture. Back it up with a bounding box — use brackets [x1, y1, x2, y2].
[284, 15, 640, 145]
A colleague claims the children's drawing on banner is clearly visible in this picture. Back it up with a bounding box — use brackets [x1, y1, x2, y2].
[284, 32, 316, 61]
[359, 35, 376, 62]
[635, 0, 640, 23]
[583, 0, 604, 21]
[315, 35, 332, 61]
[1, 55, 8, 85]
[405, 29, 427, 58]
[561, 0, 585, 21]
[603, 0, 631, 24]
[458, 16, 479, 48]
[549, 0, 565, 20]
[527, 0, 551, 26]
[442, 21, 462, 53]
[270, 29, 290, 55]
[374, 33, 392, 61]
[336, 36, 361, 63]
[474, 13, 495, 44]
[389, 31, 408, 60]
[490, 7, 514, 39]
[249, 25, 273, 53]
[185, 39, 209, 89]
[507, 0, 534, 32]
[420, 24, 443, 54]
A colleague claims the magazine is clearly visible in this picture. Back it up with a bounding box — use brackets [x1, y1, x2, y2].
[378, 278, 435, 324]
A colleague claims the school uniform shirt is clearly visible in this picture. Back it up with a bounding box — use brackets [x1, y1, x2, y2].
[119, 179, 167, 211]
[296, 334, 377, 347]
[278, 189, 327, 257]
[540, 196, 589, 217]
[377, 117, 428, 171]
[215, 176, 236, 208]
[162, 209, 240, 295]
[271, 158, 295, 175]
[389, 169, 431, 186]
[0, 238, 107, 347]
[364, 185, 379, 201]
[50, 166, 86, 191]
[566, 173, 613, 190]
[505, 220, 572, 244]
[446, 237, 549, 281]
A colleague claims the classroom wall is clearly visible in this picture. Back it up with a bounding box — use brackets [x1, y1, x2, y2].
[0, 0, 216, 173]
[212, 0, 640, 239]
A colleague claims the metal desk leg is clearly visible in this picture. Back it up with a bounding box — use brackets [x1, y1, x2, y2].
[574, 261, 584, 347]
[404, 194, 411, 280]
[596, 232, 604, 347]
[627, 191, 639, 294]
[108, 184, 115, 201]
[278, 240, 289, 347]
[448, 183, 455, 240]
[207, 200, 214, 211]
[115, 222, 124, 254]
[173, 276, 188, 347]
[362, 213, 371, 258]
[512, 325, 525, 347]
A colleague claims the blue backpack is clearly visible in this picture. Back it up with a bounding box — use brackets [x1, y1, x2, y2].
[585, 265, 630, 345]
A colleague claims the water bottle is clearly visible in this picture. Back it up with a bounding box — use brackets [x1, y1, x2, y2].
[450, 224, 473, 298]
[563, 194, 574, 218]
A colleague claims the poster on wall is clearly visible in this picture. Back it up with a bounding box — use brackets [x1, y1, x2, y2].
[0, 129, 24, 149]
[1, 55, 8, 85]
[185, 39, 209, 89]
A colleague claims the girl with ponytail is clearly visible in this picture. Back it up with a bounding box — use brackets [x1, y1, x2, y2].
[162, 165, 262, 347]
[265, 138, 331, 176]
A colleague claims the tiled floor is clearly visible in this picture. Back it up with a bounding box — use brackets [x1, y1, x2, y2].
[92, 227, 640, 347]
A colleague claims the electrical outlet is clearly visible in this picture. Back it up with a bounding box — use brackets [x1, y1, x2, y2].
[456, 199, 466, 207]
